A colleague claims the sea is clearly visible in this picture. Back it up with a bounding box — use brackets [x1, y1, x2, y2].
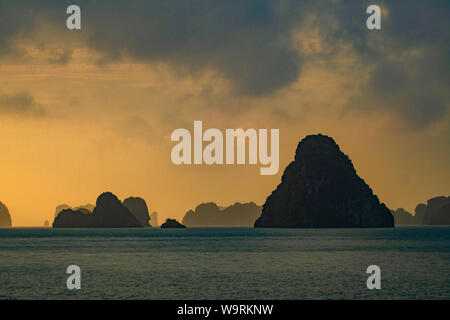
[0, 226, 449, 300]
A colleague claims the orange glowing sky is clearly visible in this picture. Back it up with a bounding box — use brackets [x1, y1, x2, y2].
[0, 1, 448, 226]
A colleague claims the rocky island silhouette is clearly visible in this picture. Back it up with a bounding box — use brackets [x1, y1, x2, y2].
[0, 201, 12, 227]
[421, 196, 450, 225]
[182, 202, 261, 226]
[54, 204, 95, 217]
[123, 197, 151, 227]
[161, 218, 186, 228]
[45, 135, 448, 229]
[390, 196, 450, 225]
[390, 208, 417, 225]
[254, 134, 394, 228]
[53, 192, 146, 228]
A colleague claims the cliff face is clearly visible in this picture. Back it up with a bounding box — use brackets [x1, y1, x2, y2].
[430, 202, 450, 225]
[254, 134, 394, 228]
[123, 197, 151, 227]
[0, 201, 12, 227]
[53, 192, 143, 228]
[423, 196, 450, 225]
[182, 202, 261, 226]
[414, 203, 427, 224]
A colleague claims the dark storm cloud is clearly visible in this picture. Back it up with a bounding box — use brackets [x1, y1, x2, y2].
[0, 0, 448, 125]
[0, 92, 46, 117]
[0, 1, 35, 59]
[0, 0, 66, 62]
[82, 0, 303, 96]
[0, 0, 304, 95]
[325, 0, 450, 127]
[359, 53, 449, 126]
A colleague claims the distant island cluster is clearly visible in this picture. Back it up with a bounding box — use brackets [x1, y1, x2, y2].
[53, 194, 260, 229]
[1, 135, 449, 229]
[390, 197, 450, 225]
[182, 202, 261, 226]
[53, 193, 153, 228]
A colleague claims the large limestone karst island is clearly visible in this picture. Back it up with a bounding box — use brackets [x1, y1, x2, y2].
[0, 201, 12, 227]
[53, 192, 144, 228]
[254, 134, 394, 228]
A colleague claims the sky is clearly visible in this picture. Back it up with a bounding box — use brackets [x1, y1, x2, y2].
[0, 0, 449, 226]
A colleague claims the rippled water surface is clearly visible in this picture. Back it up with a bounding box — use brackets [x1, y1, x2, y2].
[0, 226, 449, 299]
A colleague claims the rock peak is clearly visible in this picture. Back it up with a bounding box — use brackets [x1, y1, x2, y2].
[96, 192, 120, 207]
[296, 134, 339, 153]
[294, 134, 356, 174]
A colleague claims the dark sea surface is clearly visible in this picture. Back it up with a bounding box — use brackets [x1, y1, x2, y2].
[0, 226, 449, 300]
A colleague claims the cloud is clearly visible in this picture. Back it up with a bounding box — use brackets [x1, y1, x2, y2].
[354, 54, 449, 127]
[82, 0, 303, 96]
[0, 1, 35, 59]
[0, 92, 46, 117]
[0, 0, 448, 126]
[303, 0, 450, 127]
[0, 0, 303, 95]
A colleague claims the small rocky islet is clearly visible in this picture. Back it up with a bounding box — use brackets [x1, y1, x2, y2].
[160, 218, 186, 228]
